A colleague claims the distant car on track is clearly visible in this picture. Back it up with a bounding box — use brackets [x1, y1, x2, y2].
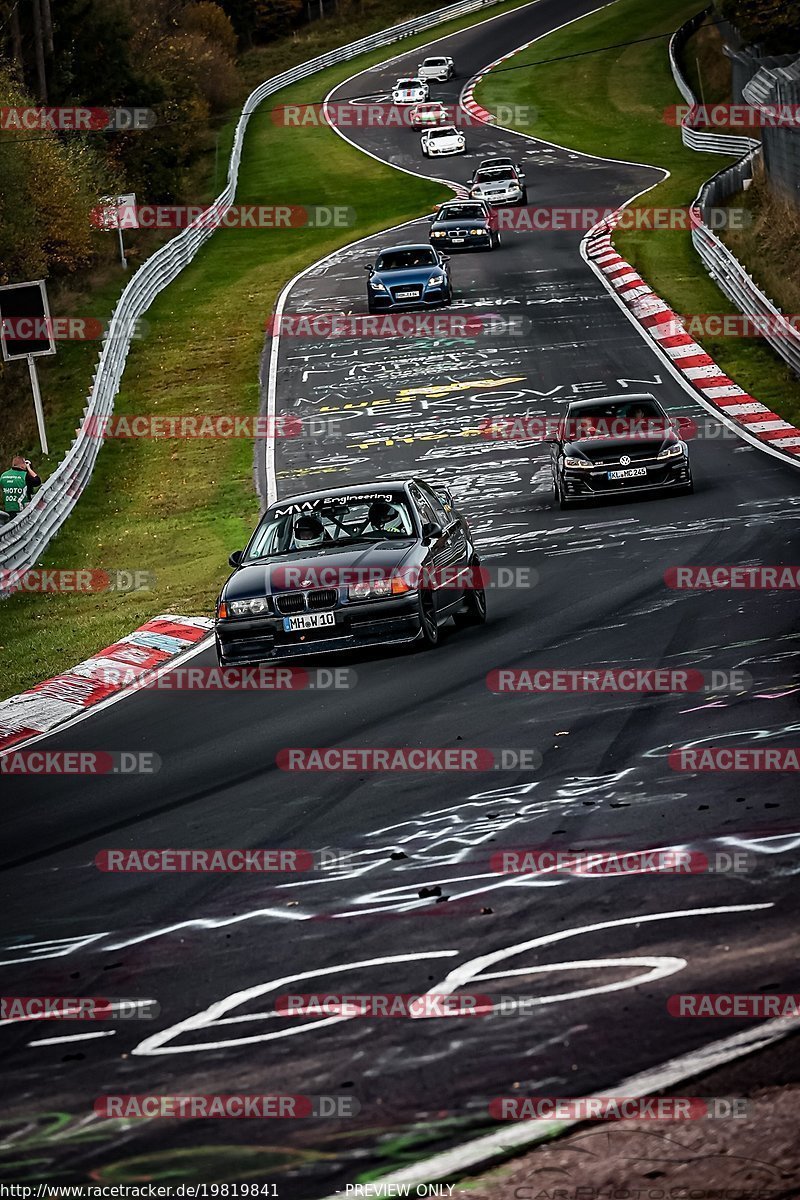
[365, 243, 452, 312]
[391, 77, 429, 104]
[215, 480, 486, 663]
[421, 125, 466, 157]
[417, 55, 456, 82]
[549, 393, 694, 509]
[428, 200, 499, 250]
[469, 156, 520, 179]
[409, 101, 451, 130]
[469, 163, 527, 205]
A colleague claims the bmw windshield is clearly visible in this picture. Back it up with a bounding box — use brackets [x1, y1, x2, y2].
[244, 495, 416, 561]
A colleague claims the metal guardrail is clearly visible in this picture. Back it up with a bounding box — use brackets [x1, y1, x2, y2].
[670, 11, 800, 377]
[668, 10, 758, 157]
[0, 0, 503, 575]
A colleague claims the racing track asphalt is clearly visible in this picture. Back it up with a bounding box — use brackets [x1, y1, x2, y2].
[2, 0, 799, 1192]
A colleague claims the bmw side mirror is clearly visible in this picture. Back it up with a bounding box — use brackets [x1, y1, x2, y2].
[421, 520, 443, 541]
[229, 550, 244, 568]
[544, 434, 557, 444]
[427, 214, 435, 222]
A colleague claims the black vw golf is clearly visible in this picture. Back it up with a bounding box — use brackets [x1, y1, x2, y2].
[215, 480, 486, 664]
[549, 394, 694, 509]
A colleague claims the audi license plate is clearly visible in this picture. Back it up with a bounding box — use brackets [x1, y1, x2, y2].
[608, 467, 647, 480]
[396, 290, 420, 299]
[283, 612, 336, 632]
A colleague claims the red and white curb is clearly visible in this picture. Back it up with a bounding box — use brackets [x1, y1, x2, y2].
[585, 215, 800, 461]
[0, 615, 213, 755]
[460, 74, 495, 125]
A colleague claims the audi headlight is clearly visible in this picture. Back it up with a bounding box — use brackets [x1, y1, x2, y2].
[658, 442, 685, 460]
[563, 456, 593, 470]
[369, 279, 387, 291]
[230, 597, 270, 616]
[427, 274, 446, 286]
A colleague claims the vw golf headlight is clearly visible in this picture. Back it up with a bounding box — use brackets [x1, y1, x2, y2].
[369, 279, 387, 291]
[563, 456, 593, 470]
[427, 273, 446, 286]
[230, 597, 270, 616]
[658, 442, 685, 460]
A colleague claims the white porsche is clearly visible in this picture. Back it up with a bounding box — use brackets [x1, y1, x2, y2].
[421, 125, 466, 157]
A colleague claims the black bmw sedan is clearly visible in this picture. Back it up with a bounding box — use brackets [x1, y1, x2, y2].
[215, 480, 486, 664]
[549, 394, 694, 509]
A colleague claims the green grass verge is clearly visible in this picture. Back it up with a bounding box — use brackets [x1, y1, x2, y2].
[0, 0, 535, 700]
[476, 0, 800, 428]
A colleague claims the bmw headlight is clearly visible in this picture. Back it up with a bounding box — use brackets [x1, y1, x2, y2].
[563, 456, 593, 470]
[427, 273, 446, 286]
[658, 442, 685, 460]
[469, 228, 484, 235]
[348, 577, 411, 600]
[230, 597, 270, 616]
[369, 279, 387, 291]
[431, 230, 446, 238]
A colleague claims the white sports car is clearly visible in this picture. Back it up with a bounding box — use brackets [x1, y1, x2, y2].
[392, 77, 429, 104]
[417, 56, 456, 82]
[421, 125, 466, 157]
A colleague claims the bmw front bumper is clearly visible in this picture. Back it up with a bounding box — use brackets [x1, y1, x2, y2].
[216, 594, 422, 664]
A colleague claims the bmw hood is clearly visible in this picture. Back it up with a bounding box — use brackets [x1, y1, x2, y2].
[223, 542, 417, 600]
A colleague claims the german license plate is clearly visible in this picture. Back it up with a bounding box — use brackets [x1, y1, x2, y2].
[396, 290, 420, 299]
[608, 467, 647, 480]
[450, 237, 465, 243]
[283, 612, 336, 632]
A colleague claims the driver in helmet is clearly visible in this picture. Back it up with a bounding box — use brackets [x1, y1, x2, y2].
[292, 513, 327, 549]
[367, 498, 405, 535]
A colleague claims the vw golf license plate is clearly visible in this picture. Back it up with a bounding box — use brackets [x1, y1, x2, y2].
[283, 612, 336, 632]
[396, 290, 420, 299]
[608, 467, 647, 480]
